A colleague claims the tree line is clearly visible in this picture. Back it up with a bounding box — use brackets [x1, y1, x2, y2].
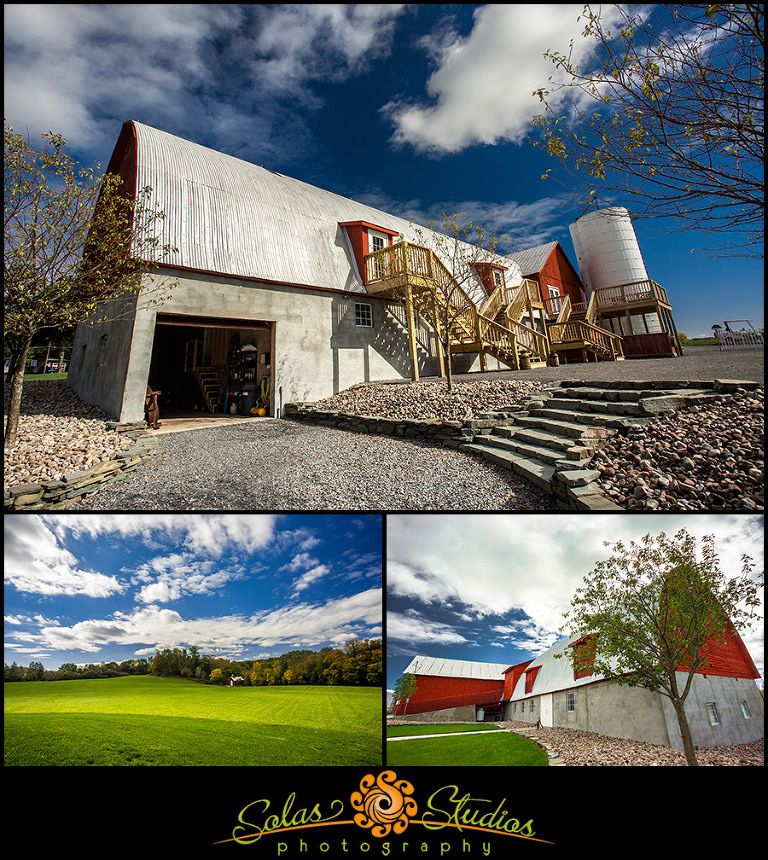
[3, 638, 382, 687]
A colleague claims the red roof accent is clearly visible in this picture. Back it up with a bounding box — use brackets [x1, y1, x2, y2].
[524, 665, 541, 695]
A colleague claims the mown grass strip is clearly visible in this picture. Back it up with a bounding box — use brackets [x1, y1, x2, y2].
[386, 730, 548, 767]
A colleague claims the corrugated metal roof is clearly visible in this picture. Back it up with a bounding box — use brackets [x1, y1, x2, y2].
[404, 655, 509, 681]
[508, 241, 558, 277]
[130, 121, 523, 294]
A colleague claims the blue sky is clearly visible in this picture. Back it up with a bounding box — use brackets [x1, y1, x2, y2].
[4, 4, 762, 338]
[387, 514, 764, 693]
[4, 514, 382, 670]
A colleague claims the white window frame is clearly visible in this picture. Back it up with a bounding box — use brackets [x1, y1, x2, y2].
[492, 269, 505, 287]
[566, 691, 575, 712]
[355, 303, 373, 328]
[368, 230, 388, 254]
[740, 701, 751, 719]
[706, 702, 720, 726]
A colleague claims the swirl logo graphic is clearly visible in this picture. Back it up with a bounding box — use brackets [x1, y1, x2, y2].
[350, 771, 418, 838]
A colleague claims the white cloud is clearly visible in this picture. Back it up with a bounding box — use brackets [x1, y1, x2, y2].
[30, 588, 382, 656]
[387, 514, 764, 661]
[3, 4, 407, 162]
[387, 610, 469, 645]
[4, 516, 125, 598]
[385, 4, 620, 154]
[292, 565, 330, 594]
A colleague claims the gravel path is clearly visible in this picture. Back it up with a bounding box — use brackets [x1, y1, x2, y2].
[5, 347, 763, 511]
[73, 419, 557, 510]
[387, 719, 764, 766]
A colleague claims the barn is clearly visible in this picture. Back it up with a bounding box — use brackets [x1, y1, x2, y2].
[66, 121, 670, 424]
[394, 628, 763, 750]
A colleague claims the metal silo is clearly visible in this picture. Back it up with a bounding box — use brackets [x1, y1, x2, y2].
[569, 207, 648, 297]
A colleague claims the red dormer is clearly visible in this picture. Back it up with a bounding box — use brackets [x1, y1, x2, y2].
[503, 660, 533, 699]
[472, 262, 509, 298]
[339, 221, 399, 285]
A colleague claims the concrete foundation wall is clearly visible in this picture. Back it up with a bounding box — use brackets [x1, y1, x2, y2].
[394, 705, 477, 723]
[69, 270, 442, 422]
[661, 673, 764, 749]
[504, 675, 764, 749]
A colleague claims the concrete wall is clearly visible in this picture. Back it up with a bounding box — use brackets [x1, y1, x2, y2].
[504, 675, 764, 749]
[394, 705, 477, 723]
[660, 673, 764, 749]
[69, 269, 443, 422]
[68, 295, 140, 420]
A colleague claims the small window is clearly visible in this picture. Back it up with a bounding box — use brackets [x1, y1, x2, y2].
[566, 692, 575, 712]
[740, 701, 751, 719]
[706, 703, 720, 726]
[529, 700, 534, 713]
[370, 234, 385, 253]
[355, 303, 373, 327]
[492, 269, 504, 287]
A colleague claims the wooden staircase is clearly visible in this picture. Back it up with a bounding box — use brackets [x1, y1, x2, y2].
[364, 241, 550, 374]
[545, 291, 625, 362]
[192, 366, 222, 413]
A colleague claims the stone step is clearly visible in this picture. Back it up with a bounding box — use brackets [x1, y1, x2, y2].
[544, 396, 646, 416]
[493, 425, 589, 454]
[509, 413, 617, 441]
[459, 443, 556, 492]
[527, 406, 632, 429]
[481, 434, 583, 466]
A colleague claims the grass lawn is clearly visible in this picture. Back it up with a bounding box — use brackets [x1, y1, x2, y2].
[386, 724, 548, 767]
[4, 675, 382, 766]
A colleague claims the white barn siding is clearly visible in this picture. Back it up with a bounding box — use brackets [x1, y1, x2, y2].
[70, 121, 518, 420]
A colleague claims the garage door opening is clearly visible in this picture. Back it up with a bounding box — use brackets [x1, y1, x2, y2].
[148, 314, 273, 422]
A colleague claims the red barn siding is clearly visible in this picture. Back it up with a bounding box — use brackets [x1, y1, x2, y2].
[503, 660, 532, 698]
[393, 674, 504, 716]
[533, 245, 586, 307]
[679, 621, 761, 679]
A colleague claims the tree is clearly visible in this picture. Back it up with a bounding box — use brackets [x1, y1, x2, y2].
[533, 4, 764, 256]
[391, 673, 418, 715]
[4, 119, 176, 447]
[407, 214, 515, 391]
[558, 528, 762, 766]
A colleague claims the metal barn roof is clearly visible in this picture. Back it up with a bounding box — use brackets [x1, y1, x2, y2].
[126, 121, 524, 294]
[508, 241, 558, 277]
[404, 655, 510, 681]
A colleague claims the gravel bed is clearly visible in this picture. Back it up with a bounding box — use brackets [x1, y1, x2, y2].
[74, 420, 557, 510]
[592, 388, 764, 511]
[4, 380, 134, 491]
[387, 719, 764, 766]
[312, 378, 547, 421]
[500, 722, 764, 766]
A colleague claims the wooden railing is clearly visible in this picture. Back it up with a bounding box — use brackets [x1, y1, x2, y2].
[592, 279, 670, 310]
[548, 319, 624, 359]
[364, 241, 550, 364]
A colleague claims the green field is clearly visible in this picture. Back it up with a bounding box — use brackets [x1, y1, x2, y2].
[4, 676, 382, 766]
[386, 724, 548, 767]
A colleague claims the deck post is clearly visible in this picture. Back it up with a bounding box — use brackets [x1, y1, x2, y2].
[405, 285, 420, 382]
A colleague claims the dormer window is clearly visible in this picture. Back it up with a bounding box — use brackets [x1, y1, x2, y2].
[492, 268, 505, 287]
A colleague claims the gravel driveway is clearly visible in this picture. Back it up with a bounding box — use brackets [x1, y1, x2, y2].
[74, 419, 558, 511]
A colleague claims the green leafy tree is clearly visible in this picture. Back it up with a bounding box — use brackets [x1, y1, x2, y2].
[4, 119, 176, 447]
[209, 668, 224, 685]
[558, 528, 762, 766]
[391, 673, 418, 715]
[532, 4, 764, 256]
